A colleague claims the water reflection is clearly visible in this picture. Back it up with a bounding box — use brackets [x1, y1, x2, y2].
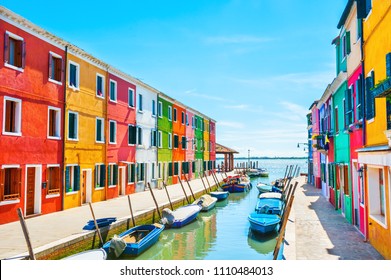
[247, 229, 277, 257]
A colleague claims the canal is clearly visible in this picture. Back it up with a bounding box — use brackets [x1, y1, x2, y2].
[132, 159, 307, 260]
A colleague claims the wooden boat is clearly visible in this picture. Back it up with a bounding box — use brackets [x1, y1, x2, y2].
[258, 168, 269, 177]
[255, 196, 284, 215]
[102, 223, 165, 258]
[192, 194, 218, 211]
[82, 217, 116, 230]
[248, 212, 281, 234]
[63, 248, 107, 260]
[209, 190, 229, 201]
[160, 204, 202, 228]
[256, 183, 282, 194]
[221, 176, 250, 193]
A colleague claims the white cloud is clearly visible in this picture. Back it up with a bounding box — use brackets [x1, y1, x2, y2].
[185, 90, 226, 101]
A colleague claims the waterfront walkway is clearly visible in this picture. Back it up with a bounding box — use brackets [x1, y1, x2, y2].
[0, 174, 385, 260]
[283, 176, 384, 260]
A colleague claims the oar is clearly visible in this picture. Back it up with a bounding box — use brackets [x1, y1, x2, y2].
[16, 208, 36, 260]
[88, 202, 104, 246]
[127, 195, 136, 227]
[147, 183, 161, 220]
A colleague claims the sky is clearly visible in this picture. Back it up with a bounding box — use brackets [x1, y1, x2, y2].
[1, 0, 347, 157]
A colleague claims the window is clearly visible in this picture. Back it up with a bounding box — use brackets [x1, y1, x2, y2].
[96, 74, 105, 98]
[0, 167, 21, 201]
[195, 118, 198, 129]
[128, 88, 135, 107]
[344, 86, 353, 128]
[192, 138, 196, 150]
[108, 164, 118, 187]
[366, 71, 375, 120]
[386, 53, 391, 78]
[65, 165, 80, 192]
[109, 80, 117, 102]
[4, 31, 25, 70]
[109, 120, 117, 144]
[182, 162, 189, 174]
[173, 108, 177, 122]
[356, 75, 363, 121]
[151, 163, 155, 180]
[174, 162, 179, 176]
[186, 113, 189, 126]
[138, 93, 143, 112]
[152, 100, 156, 116]
[181, 111, 185, 125]
[3, 96, 22, 136]
[138, 163, 145, 182]
[48, 52, 63, 83]
[168, 162, 173, 177]
[48, 107, 61, 139]
[334, 107, 339, 134]
[342, 31, 351, 59]
[168, 133, 172, 149]
[158, 131, 162, 148]
[127, 163, 136, 183]
[94, 164, 106, 188]
[192, 116, 195, 128]
[182, 136, 187, 149]
[368, 167, 386, 225]
[174, 134, 179, 149]
[158, 101, 162, 118]
[47, 166, 60, 195]
[68, 61, 79, 89]
[68, 111, 78, 140]
[158, 162, 162, 179]
[365, 0, 372, 16]
[137, 126, 143, 145]
[128, 125, 137, 145]
[168, 106, 172, 121]
[96, 117, 104, 143]
[151, 130, 157, 147]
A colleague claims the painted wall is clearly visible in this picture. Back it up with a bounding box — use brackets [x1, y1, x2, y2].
[135, 83, 158, 191]
[185, 109, 195, 180]
[0, 18, 64, 223]
[63, 53, 107, 209]
[107, 71, 137, 197]
[172, 103, 186, 184]
[203, 118, 210, 173]
[194, 115, 204, 178]
[209, 120, 216, 162]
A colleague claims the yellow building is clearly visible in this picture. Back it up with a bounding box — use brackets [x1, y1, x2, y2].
[64, 48, 108, 209]
[358, 0, 391, 259]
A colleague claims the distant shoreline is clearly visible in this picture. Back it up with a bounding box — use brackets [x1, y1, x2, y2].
[216, 157, 307, 160]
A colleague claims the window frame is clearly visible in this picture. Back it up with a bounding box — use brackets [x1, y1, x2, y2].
[47, 106, 61, 140]
[67, 111, 79, 141]
[109, 120, 117, 144]
[168, 105, 172, 121]
[152, 99, 156, 117]
[158, 101, 163, 118]
[96, 73, 105, 99]
[68, 60, 80, 90]
[168, 133, 172, 149]
[109, 79, 118, 103]
[128, 88, 135, 108]
[138, 93, 143, 112]
[2, 96, 22, 137]
[95, 117, 105, 143]
[4, 31, 25, 72]
[48, 51, 63, 85]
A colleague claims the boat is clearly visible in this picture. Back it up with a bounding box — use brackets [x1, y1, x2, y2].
[192, 194, 218, 211]
[248, 212, 281, 234]
[221, 176, 250, 193]
[63, 248, 107, 260]
[256, 183, 282, 194]
[258, 168, 269, 177]
[82, 217, 116, 230]
[209, 190, 230, 201]
[102, 223, 165, 258]
[255, 196, 284, 215]
[259, 192, 283, 200]
[160, 204, 202, 228]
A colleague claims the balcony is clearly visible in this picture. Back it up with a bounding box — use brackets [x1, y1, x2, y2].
[311, 134, 329, 154]
[372, 77, 391, 98]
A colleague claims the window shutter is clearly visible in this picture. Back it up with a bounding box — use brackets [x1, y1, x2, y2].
[386, 53, 391, 77]
[96, 119, 102, 141]
[68, 113, 74, 139]
[108, 165, 111, 185]
[0, 169, 4, 201]
[131, 164, 135, 182]
[48, 53, 53, 79]
[21, 41, 26, 69]
[100, 164, 106, 187]
[65, 166, 70, 190]
[168, 162, 173, 176]
[74, 166, 80, 191]
[346, 31, 351, 55]
[4, 33, 9, 63]
[113, 164, 118, 185]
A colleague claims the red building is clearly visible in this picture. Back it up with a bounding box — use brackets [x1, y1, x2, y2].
[0, 9, 65, 224]
[172, 102, 187, 184]
[106, 69, 137, 199]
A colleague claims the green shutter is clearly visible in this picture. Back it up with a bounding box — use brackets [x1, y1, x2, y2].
[168, 162, 173, 176]
[113, 164, 118, 185]
[108, 165, 111, 185]
[100, 164, 106, 187]
[65, 166, 70, 191]
[346, 31, 351, 54]
[74, 166, 80, 191]
[68, 113, 75, 139]
[131, 164, 135, 182]
[96, 119, 102, 141]
[140, 163, 145, 181]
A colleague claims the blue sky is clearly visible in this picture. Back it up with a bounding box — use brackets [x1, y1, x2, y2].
[2, 0, 347, 157]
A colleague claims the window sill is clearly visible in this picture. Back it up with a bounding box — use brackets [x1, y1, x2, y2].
[95, 141, 105, 144]
[4, 63, 24, 72]
[68, 85, 80, 92]
[2, 131, 22, 137]
[109, 99, 118, 104]
[46, 193, 60, 199]
[67, 138, 79, 142]
[95, 187, 105, 191]
[66, 191, 78, 195]
[96, 95, 105, 99]
[48, 78, 63, 86]
[128, 105, 135, 109]
[109, 142, 117, 145]
[138, 110, 144, 113]
[369, 214, 387, 229]
[108, 185, 117, 189]
[48, 136, 61, 140]
[0, 199, 20, 206]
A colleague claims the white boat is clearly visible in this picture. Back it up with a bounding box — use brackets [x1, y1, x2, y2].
[192, 194, 218, 211]
[62, 248, 107, 260]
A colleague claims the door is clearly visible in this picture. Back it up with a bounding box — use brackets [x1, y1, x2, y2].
[119, 167, 126, 196]
[81, 170, 87, 204]
[26, 167, 35, 216]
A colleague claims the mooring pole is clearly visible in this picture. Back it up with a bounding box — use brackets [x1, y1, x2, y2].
[178, 176, 190, 204]
[211, 171, 221, 190]
[147, 183, 161, 220]
[163, 181, 174, 210]
[127, 195, 136, 227]
[199, 173, 209, 194]
[203, 171, 212, 192]
[179, 175, 195, 201]
[88, 202, 104, 246]
[16, 208, 36, 260]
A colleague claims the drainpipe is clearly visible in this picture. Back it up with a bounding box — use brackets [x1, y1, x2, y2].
[61, 45, 68, 211]
[157, 92, 160, 188]
[360, 16, 366, 148]
[105, 66, 109, 201]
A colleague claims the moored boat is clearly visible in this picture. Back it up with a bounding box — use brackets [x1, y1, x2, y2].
[256, 183, 282, 194]
[221, 175, 250, 193]
[255, 196, 284, 215]
[102, 223, 165, 258]
[82, 217, 116, 230]
[248, 212, 281, 234]
[160, 204, 202, 228]
[210, 190, 230, 201]
[63, 248, 107, 260]
[193, 194, 218, 212]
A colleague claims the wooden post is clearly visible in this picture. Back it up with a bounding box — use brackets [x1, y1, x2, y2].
[212, 171, 221, 190]
[16, 208, 35, 260]
[88, 202, 104, 246]
[199, 173, 209, 193]
[273, 182, 298, 260]
[179, 175, 195, 201]
[203, 171, 212, 192]
[163, 182, 174, 210]
[127, 195, 136, 227]
[147, 183, 161, 220]
[178, 176, 190, 204]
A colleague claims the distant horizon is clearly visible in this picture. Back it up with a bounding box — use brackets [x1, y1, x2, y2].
[216, 156, 307, 160]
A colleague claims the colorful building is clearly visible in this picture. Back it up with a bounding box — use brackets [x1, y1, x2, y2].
[0, 8, 65, 224]
[357, 0, 391, 259]
[209, 120, 216, 172]
[185, 108, 195, 180]
[194, 114, 204, 178]
[203, 118, 210, 175]
[172, 102, 187, 184]
[309, 101, 321, 189]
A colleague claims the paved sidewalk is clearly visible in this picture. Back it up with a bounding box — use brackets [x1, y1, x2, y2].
[0, 173, 228, 260]
[283, 177, 384, 260]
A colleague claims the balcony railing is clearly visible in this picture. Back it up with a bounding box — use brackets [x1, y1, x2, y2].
[372, 77, 391, 98]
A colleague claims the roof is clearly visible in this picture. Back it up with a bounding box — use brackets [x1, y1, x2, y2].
[215, 143, 239, 154]
[337, 0, 354, 29]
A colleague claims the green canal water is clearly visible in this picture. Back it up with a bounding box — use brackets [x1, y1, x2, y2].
[132, 159, 307, 260]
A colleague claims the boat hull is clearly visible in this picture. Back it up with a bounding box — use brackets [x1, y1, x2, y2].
[161, 205, 202, 228]
[221, 183, 248, 193]
[83, 217, 116, 230]
[63, 248, 107, 260]
[248, 212, 280, 234]
[210, 191, 229, 201]
[255, 198, 284, 215]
